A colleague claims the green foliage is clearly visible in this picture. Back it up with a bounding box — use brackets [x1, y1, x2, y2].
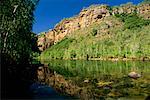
[104, 40, 114, 46]
[115, 13, 150, 29]
[41, 38, 75, 60]
[70, 50, 76, 58]
[0, 0, 39, 64]
[91, 29, 97, 36]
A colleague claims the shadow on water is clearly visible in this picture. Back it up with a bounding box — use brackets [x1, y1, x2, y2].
[1, 64, 73, 99]
[1, 63, 38, 99]
[1, 55, 73, 99]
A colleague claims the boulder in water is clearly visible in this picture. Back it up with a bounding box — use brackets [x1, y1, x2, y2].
[128, 72, 141, 79]
[84, 79, 89, 83]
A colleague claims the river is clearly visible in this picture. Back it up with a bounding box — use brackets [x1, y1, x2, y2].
[37, 60, 150, 99]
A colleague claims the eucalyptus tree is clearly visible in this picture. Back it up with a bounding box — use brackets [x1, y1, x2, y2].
[0, 0, 39, 64]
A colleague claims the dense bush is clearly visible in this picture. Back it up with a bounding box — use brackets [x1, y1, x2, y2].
[115, 13, 150, 29]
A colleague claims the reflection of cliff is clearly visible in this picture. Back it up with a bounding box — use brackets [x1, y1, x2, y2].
[37, 66, 92, 99]
[37, 3, 150, 51]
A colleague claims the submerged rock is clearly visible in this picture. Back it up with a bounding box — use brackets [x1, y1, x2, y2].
[128, 72, 141, 79]
[84, 79, 89, 83]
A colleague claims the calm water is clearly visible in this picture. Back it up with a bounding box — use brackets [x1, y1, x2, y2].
[41, 60, 150, 99]
[41, 60, 150, 78]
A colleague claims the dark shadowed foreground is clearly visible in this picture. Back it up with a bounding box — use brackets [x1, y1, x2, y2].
[1, 54, 73, 99]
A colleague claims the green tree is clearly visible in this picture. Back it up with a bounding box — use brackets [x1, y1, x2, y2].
[115, 13, 150, 30]
[0, 0, 39, 64]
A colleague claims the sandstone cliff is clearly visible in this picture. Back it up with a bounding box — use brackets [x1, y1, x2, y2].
[37, 3, 150, 51]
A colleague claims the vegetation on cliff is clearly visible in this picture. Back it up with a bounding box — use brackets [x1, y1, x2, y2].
[40, 2, 150, 61]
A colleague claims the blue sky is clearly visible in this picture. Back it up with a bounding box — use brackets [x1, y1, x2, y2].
[33, 0, 143, 34]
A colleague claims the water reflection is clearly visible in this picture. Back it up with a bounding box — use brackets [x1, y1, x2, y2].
[40, 60, 150, 99]
[41, 60, 150, 78]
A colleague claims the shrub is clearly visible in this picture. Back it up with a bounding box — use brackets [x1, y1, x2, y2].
[115, 13, 150, 29]
[91, 29, 97, 36]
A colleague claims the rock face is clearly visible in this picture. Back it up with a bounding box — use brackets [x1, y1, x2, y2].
[137, 3, 150, 19]
[37, 3, 150, 51]
[37, 32, 55, 51]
